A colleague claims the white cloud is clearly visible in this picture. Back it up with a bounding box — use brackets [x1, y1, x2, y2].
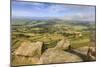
[61, 12, 95, 21]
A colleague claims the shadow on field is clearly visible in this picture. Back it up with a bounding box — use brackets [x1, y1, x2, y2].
[65, 49, 93, 62]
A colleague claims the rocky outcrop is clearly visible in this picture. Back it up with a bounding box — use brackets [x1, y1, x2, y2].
[40, 48, 83, 64]
[12, 39, 95, 65]
[55, 39, 71, 50]
[12, 41, 43, 65]
[13, 41, 43, 57]
[77, 46, 96, 60]
[87, 47, 96, 60]
[40, 39, 83, 64]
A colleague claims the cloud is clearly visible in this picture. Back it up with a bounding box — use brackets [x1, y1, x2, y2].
[12, 1, 95, 21]
[63, 13, 95, 21]
[47, 4, 67, 13]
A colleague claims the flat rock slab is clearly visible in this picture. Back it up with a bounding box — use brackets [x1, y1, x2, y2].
[13, 41, 43, 57]
[40, 48, 83, 64]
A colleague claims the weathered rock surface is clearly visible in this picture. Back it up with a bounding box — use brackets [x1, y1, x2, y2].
[12, 41, 43, 65]
[13, 41, 43, 57]
[40, 48, 83, 64]
[12, 56, 40, 65]
[12, 39, 95, 65]
[77, 46, 96, 60]
[55, 39, 70, 50]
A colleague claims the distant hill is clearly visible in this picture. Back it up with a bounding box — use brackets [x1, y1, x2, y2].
[11, 17, 95, 26]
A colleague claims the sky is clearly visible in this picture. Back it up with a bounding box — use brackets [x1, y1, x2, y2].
[12, 1, 95, 21]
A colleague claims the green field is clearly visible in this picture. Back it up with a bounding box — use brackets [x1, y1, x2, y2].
[12, 19, 96, 49]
